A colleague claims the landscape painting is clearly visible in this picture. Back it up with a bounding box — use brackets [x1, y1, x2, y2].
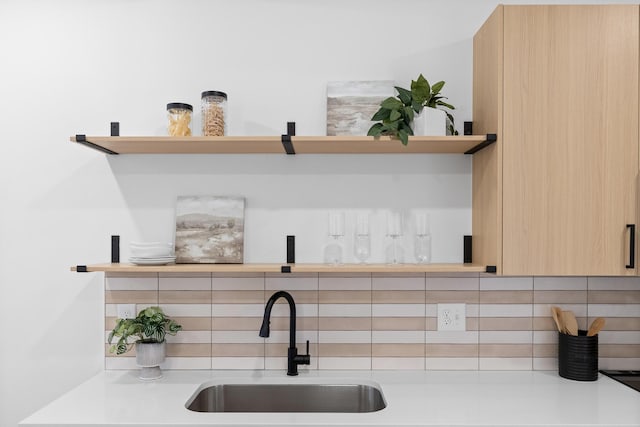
[175, 196, 245, 264]
[326, 80, 395, 136]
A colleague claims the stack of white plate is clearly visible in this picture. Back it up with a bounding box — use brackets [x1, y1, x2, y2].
[129, 242, 175, 265]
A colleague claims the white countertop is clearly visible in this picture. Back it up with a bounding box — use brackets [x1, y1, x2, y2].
[20, 370, 640, 426]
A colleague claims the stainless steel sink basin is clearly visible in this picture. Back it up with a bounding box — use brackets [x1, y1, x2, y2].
[185, 382, 387, 413]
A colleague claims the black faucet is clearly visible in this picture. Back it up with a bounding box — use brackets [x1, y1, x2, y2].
[259, 290, 310, 376]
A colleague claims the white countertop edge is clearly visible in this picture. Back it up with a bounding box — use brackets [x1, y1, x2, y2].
[20, 370, 640, 426]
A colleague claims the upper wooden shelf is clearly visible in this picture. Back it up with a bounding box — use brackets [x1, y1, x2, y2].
[70, 134, 496, 155]
[71, 262, 488, 274]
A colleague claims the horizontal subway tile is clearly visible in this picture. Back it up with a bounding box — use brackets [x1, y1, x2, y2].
[591, 317, 640, 330]
[164, 316, 210, 331]
[372, 343, 424, 357]
[319, 343, 371, 357]
[270, 316, 318, 331]
[106, 276, 157, 291]
[270, 303, 318, 317]
[317, 357, 371, 370]
[533, 331, 558, 344]
[319, 317, 371, 331]
[212, 357, 265, 370]
[372, 290, 424, 304]
[532, 343, 556, 358]
[480, 277, 533, 291]
[426, 331, 478, 344]
[426, 357, 478, 370]
[479, 317, 532, 331]
[266, 343, 318, 359]
[158, 272, 210, 278]
[479, 304, 532, 317]
[588, 304, 640, 317]
[159, 290, 212, 304]
[159, 277, 210, 291]
[212, 290, 264, 304]
[319, 330, 371, 344]
[426, 291, 478, 304]
[105, 272, 157, 279]
[166, 331, 211, 344]
[211, 331, 265, 344]
[319, 304, 370, 317]
[212, 304, 264, 317]
[373, 276, 424, 290]
[587, 277, 640, 291]
[597, 331, 640, 344]
[372, 317, 425, 331]
[372, 358, 424, 370]
[588, 291, 640, 304]
[372, 304, 425, 317]
[319, 290, 371, 304]
[266, 290, 317, 304]
[426, 277, 478, 291]
[211, 343, 264, 357]
[105, 291, 157, 304]
[166, 343, 211, 357]
[479, 291, 532, 304]
[213, 272, 264, 279]
[426, 344, 478, 358]
[212, 317, 262, 330]
[265, 276, 317, 290]
[319, 277, 371, 290]
[533, 290, 587, 304]
[161, 304, 211, 317]
[268, 330, 317, 344]
[265, 357, 318, 371]
[213, 276, 264, 290]
[533, 317, 557, 331]
[533, 277, 587, 291]
[372, 330, 423, 344]
[599, 358, 640, 370]
[533, 357, 557, 371]
[479, 344, 532, 358]
[479, 331, 532, 344]
[599, 344, 640, 358]
[533, 303, 586, 318]
[479, 357, 532, 370]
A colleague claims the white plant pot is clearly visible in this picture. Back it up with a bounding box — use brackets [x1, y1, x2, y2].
[135, 341, 166, 380]
[412, 107, 447, 136]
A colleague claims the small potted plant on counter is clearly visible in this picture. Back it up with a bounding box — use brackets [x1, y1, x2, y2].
[108, 306, 182, 380]
[368, 73, 458, 145]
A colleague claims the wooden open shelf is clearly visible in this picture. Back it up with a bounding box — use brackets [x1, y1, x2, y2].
[71, 262, 488, 274]
[70, 135, 494, 155]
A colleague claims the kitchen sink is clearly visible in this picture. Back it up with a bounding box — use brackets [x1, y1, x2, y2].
[185, 382, 387, 413]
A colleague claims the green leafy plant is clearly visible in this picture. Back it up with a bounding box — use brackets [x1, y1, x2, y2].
[367, 74, 458, 145]
[108, 306, 182, 355]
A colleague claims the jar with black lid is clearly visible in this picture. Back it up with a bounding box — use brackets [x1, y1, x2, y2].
[201, 91, 227, 136]
[167, 103, 193, 136]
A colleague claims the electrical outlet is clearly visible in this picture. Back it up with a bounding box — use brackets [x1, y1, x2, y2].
[437, 303, 466, 331]
[117, 304, 136, 319]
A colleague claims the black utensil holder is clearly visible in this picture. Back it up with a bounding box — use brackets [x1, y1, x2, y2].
[558, 330, 598, 381]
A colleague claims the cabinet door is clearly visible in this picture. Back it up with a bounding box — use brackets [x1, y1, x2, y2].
[502, 5, 639, 275]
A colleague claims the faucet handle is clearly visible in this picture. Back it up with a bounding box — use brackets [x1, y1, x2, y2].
[306, 339, 310, 355]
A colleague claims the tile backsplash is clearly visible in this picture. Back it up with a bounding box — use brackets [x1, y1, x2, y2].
[104, 273, 640, 371]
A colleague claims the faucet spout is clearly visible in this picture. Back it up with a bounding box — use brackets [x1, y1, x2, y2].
[259, 290, 310, 375]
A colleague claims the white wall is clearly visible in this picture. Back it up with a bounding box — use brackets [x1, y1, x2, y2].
[0, 0, 637, 425]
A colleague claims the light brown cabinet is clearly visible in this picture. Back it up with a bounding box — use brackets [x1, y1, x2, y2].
[472, 5, 639, 276]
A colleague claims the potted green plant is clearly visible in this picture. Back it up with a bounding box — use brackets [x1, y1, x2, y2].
[367, 74, 458, 145]
[108, 306, 182, 380]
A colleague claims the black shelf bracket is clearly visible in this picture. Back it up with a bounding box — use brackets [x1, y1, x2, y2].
[464, 133, 497, 155]
[281, 265, 292, 273]
[75, 134, 119, 155]
[485, 265, 497, 273]
[111, 122, 120, 136]
[76, 265, 88, 273]
[281, 121, 296, 155]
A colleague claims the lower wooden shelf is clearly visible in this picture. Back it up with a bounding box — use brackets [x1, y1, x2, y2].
[71, 263, 487, 274]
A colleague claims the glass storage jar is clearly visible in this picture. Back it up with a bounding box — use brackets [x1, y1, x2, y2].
[166, 103, 193, 136]
[201, 91, 227, 136]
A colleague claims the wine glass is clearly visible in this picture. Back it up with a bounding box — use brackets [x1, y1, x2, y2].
[414, 212, 432, 264]
[353, 213, 371, 264]
[324, 211, 345, 265]
[385, 211, 404, 264]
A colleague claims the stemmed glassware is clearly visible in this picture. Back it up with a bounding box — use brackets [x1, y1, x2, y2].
[385, 211, 404, 264]
[414, 212, 432, 264]
[324, 211, 345, 265]
[353, 213, 371, 264]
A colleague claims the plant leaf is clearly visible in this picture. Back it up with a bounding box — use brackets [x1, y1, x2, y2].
[381, 97, 403, 110]
[395, 86, 412, 105]
[371, 108, 391, 121]
[404, 106, 414, 122]
[436, 100, 455, 110]
[389, 110, 401, 121]
[367, 123, 384, 136]
[431, 81, 445, 95]
[398, 129, 409, 146]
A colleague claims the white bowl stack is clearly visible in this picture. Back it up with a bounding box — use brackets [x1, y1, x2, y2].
[129, 242, 176, 265]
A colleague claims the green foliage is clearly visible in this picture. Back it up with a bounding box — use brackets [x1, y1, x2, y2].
[368, 74, 458, 145]
[107, 306, 182, 355]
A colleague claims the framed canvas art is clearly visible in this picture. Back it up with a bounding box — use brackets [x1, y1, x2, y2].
[175, 196, 245, 263]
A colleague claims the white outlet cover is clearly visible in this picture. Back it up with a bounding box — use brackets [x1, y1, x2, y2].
[117, 304, 136, 319]
[437, 303, 466, 331]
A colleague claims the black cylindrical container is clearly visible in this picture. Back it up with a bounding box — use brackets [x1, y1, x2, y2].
[558, 330, 598, 381]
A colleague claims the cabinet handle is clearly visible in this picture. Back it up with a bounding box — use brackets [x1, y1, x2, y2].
[626, 224, 635, 269]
